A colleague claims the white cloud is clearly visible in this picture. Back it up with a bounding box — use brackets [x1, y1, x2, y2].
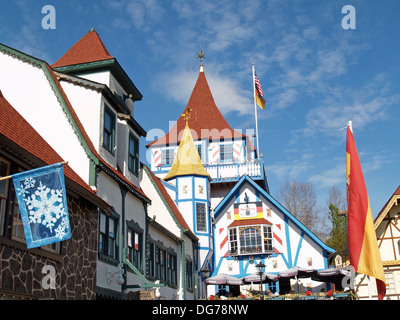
[118, 0, 166, 31]
[267, 152, 314, 182]
[303, 74, 400, 135]
[157, 67, 253, 116]
[308, 161, 344, 188]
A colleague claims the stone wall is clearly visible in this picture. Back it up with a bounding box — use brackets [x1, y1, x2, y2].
[0, 193, 98, 300]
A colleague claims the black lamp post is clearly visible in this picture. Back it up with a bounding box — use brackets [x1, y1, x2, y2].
[200, 268, 211, 299]
[255, 262, 265, 297]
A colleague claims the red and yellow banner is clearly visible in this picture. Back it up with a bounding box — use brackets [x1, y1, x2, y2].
[346, 125, 386, 299]
[234, 201, 263, 220]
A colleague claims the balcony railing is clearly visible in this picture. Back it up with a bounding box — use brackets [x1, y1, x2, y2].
[204, 158, 264, 183]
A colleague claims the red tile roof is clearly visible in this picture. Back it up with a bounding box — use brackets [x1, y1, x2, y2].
[147, 71, 246, 147]
[0, 90, 99, 199]
[51, 29, 113, 68]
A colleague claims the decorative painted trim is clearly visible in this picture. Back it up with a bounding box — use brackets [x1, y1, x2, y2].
[214, 174, 334, 253]
[53, 58, 142, 101]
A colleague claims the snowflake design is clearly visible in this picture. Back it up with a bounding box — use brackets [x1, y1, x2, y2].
[24, 177, 36, 189]
[55, 217, 69, 239]
[16, 184, 30, 198]
[23, 181, 67, 233]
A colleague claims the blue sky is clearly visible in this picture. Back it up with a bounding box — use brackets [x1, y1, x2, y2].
[1, 0, 399, 218]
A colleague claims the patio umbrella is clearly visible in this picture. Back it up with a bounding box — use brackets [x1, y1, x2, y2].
[278, 266, 317, 279]
[204, 273, 243, 285]
[312, 268, 351, 283]
[242, 272, 279, 283]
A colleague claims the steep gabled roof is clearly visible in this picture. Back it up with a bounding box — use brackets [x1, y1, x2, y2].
[0, 90, 110, 209]
[214, 175, 334, 253]
[51, 29, 142, 101]
[374, 185, 400, 228]
[147, 70, 246, 147]
[51, 28, 113, 68]
[0, 42, 149, 203]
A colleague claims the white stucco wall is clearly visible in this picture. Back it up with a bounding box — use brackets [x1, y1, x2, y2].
[213, 180, 330, 294]
[58, 80, 102, 151]
[0, 50, 90, 183]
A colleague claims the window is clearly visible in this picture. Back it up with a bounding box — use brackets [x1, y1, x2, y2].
[128, 133, 139, 175]
[103, 106, 116, 153]
[263, 225, 274, 252]
[167, 251, 177, 286]
[161, 149, 175, 165]
[220, 144, 233, 162]
[197, 145, 202, 161]
[0, 157, 10, 235]
[99, 211, 119, 260]
[11, 190, 24, 241]
[10, 167, 24, 241]
[186, 259, 193, 290]
[240, 227, 262, 254]
[228, 228, 238, 255]
[155, 246, 166, 281]
[385, 272, 395, 294]
[196, 202, 207, 232]
[146, 241, 155, 278]
[228, 224, 274, 256]
[127, 228, 142, 269]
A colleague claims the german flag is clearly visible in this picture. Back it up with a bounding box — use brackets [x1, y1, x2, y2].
[346, 123, 386, 299]
[254, 73, 266, 110]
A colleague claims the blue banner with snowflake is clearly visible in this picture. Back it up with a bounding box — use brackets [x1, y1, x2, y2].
[12, 163, 71, 249]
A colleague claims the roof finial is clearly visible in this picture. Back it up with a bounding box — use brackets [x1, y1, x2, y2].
[196, 50, 205, 72]
[182, 106, 192, 127]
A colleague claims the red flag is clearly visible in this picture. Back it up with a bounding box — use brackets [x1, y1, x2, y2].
[346, 124, 386, 299]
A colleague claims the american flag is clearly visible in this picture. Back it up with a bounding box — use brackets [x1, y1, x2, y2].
[254, 73, 263, 96]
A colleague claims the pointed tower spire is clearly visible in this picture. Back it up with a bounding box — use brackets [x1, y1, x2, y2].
[196, 50, 205, 73]
[51, 28, 113, 68]
[146, 68, 245, 148]
[163, 107, 210, 181]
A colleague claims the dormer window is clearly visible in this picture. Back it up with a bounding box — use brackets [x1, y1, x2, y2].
[129, 133, 139, 176]
[227, 218, 274, 256]
[103, 105, 116, 154]
[220, 143, 233, 162]
[161, 148, 175, 166]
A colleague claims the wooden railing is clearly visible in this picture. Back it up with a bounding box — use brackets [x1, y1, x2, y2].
[204, 158, 264, 182]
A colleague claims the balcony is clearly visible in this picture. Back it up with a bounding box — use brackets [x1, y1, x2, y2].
[204, 158, 265, 183]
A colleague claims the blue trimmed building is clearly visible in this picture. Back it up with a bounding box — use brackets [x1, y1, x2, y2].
[147, 61, 334, 297]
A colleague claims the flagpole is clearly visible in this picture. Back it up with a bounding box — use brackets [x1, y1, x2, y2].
[252, 63, 260, 159]
[347, 120, 352, 133]
[0, 161, 69, 181]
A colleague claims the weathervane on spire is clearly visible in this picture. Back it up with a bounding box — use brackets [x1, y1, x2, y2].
[182, 106, 192, 126]
[196, 50, 206, 72]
